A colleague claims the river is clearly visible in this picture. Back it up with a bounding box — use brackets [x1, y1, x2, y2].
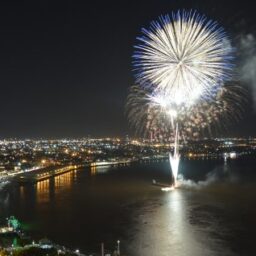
[0, 157, 256, 255]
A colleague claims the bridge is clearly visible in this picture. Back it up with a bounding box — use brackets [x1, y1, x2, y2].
[17, 165, 81, 184]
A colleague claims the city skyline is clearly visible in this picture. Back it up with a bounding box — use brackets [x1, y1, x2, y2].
[0, 0, 255, 138]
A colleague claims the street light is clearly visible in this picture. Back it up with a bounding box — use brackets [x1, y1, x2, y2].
[117, 240, 120, 256]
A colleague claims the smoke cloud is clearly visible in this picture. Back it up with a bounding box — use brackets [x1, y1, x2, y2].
[237, 33, 256, 109]
[178, 164, 239, 189]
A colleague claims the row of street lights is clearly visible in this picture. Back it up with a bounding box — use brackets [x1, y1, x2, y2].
[74, 240, 121, 256]
[101, 240, 120, 256]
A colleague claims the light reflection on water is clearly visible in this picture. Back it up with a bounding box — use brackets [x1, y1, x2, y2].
[36, 179, 50, 203]
[0, 160, 255, 255]
[128, 189, 235, 256]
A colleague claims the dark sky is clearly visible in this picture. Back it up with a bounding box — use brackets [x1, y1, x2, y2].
[0, 0, 255, 138]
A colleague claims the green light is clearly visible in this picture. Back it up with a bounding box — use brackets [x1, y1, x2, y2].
[8, 216, 20, 230]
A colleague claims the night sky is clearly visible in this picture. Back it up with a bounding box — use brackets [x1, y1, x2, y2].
[0, 0, 255, 138]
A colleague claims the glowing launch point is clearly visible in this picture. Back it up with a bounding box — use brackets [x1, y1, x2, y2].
[161, 186, 175, 192]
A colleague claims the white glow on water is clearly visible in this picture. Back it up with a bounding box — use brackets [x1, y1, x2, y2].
[161, 186, 175, 192]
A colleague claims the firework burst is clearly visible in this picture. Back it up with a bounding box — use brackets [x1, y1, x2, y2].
[133, 10, 233, 106]
[126, 84, 246, 140]
[128, 10, 244, 187]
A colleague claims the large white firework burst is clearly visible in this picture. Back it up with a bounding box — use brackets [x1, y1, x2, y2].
[133, 10, 233, 106]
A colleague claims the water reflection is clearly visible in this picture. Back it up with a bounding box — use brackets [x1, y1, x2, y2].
[164, 191, 203, 255]
[17, 171, 77, 205]
[0, 161, 255, 255]
[36, 179, 50, 203]
[54, 171, 73, 190]
[19, 186, 25, 201]
[90, 166, 96, 176]
[129, 189, 232, 256]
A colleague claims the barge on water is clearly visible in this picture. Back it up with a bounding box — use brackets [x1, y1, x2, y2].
[17, 165, 81, 184]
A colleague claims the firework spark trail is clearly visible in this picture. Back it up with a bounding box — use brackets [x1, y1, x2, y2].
[169, 123, 180, 187]
[126, 84, 246, 141]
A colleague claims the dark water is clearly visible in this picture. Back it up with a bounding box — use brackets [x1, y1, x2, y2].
[0, 158, 256, 255]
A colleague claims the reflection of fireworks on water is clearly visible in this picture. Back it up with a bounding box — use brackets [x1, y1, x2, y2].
[127, 10, 246, 187]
